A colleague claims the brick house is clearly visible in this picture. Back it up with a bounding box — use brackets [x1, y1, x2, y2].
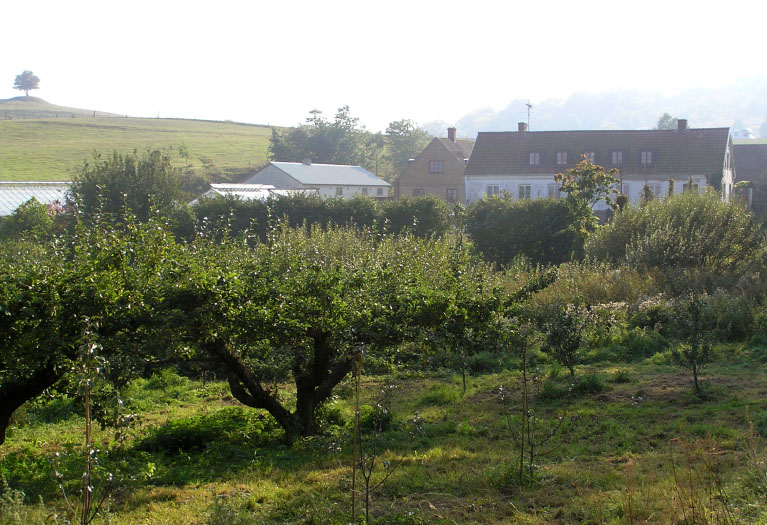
[395, 127, 474, 203]
[464, 121, 735, 215]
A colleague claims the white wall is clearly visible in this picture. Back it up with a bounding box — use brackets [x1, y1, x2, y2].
[466, 174, 710, 209]
[315, 186, 390, 200]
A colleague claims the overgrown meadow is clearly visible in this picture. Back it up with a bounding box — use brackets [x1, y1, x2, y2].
[3, 181, 767, 524]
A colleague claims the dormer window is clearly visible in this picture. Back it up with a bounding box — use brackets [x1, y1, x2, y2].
[583, 151, 596, 163]
[556, 151, 568, 165]
[611, 151, 623, 165]
[529, 152, 541, 166]
[641, 151, 653, 165]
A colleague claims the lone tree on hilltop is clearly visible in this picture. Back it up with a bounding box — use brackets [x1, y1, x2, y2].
[13, 70, 40, 96]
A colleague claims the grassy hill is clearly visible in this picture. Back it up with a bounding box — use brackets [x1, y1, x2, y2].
[0, 97, 273, 182]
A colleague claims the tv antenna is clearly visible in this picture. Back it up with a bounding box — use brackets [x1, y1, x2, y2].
[525, 100, 533, 130]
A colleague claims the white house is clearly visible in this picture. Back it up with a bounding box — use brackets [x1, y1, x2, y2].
[243, 161, 391, 200]
[464, 121, 735, 215]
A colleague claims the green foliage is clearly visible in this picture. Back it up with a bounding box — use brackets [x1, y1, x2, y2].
[192, 193, 449, 241]
[379, 195, 451, 238]
[553, 159, 618, 258]
[136, 408, 278, 454]
[539, 303, 590, 377]
[655, 112, 678, 130]
[670, 293, 713, 394]
[269, 106, 381, 172]
[572, 374, 606, 395]
[385, 119, 431, 176]
[417, 384, 460, 406]
[554, 159, 619, 210]
[70, 149, 184, 222]
[357, 403, 394, 431]
[465, 196, 577, 266]
[585, 192, 761, 273]
[12, 70, 39, 96]
[0, 198, 57, 240]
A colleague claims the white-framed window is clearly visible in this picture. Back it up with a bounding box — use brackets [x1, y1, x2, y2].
[413, 188, 425, 197]
[649, 183, 662, 197]
[611, 151, 623, 165]
[519, 185, 532, 199]
[377, 187, 384, 196]
[529, 152, 540, 166]
[641, 151, 653, 165]
[621, 183, 631, 196]
[547, 183, 560, 199]
[583, 151, 596, 163]
[446, 188, 457, 203]
[486, 185, 500, 197]
[428, 160, 444, 173]
[336, 187, 343, 196]
[683, 181, 699, 193]
[361, 187, 368, 196]
[556, 151, 568, 165]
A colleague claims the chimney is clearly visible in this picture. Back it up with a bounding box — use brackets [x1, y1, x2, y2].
[302, 157, 312, 165]
[677, 119, 687, 131]
[447, 127, 457, 142]
[518, 122, 528, 133]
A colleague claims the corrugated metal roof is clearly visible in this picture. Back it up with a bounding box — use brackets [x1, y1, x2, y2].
[0, 182, 71, 216]
[190, 184, 318, 205]
[271, 162, 391, 187]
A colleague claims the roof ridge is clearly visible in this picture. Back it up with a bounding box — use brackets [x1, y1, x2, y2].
[478, 127, 730, 135]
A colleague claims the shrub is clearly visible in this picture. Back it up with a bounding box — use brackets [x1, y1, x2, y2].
[380, 195, 451, 238]
[585, 192, 761, 274]
[621, 328, 669, 360]
[573, 374, 606, 395]
[466, 196, 577, 267]
[358, 403, 394, 431]
[465, 351, 508, 374]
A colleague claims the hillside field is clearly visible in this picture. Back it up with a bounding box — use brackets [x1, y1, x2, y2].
[0, 112, 273, 182]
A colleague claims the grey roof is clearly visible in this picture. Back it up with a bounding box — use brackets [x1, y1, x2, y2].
[271, 162, 390, 187]
[437, 137, 475, 160]
[465, 128, 731, 179]
[190, 184, 317, 205]
[0, 182, 71, 216]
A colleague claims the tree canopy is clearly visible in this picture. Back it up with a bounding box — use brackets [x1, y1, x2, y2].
[13, 70, 40, 96]
[269, 106, 380, 170]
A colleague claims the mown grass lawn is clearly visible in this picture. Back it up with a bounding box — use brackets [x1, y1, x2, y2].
[0, 117, 273, 182]
[3, 349, 767, 524]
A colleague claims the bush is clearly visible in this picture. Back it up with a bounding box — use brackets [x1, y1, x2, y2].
[621, 328, 669, 360]
[466, 351, 510, 374]
[585, 192, 761, 274]
[466, 196, 577, 267]
[358, 403, 394, 431]
[380, 195, 451, 238]
[573, 374, 606, 395]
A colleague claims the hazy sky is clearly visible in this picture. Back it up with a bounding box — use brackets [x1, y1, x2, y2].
[1, 0, 763, 131]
